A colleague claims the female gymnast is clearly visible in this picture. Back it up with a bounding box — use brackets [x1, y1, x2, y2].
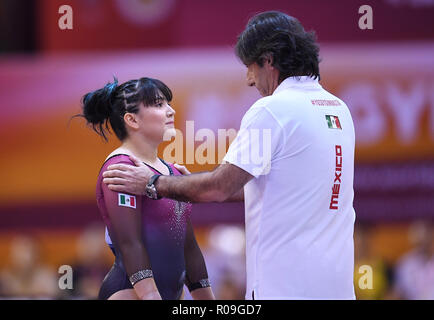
[80, 77, 214, 300]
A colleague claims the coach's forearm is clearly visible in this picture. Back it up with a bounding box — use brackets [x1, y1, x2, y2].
[155, 171, 229, 203]
[224, 188, 244, 202]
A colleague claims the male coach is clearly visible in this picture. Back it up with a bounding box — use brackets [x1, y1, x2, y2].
[103, 11, 356, 300]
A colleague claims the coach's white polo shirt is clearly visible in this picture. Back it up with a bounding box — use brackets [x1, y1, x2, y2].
[224, 76, 356, 299]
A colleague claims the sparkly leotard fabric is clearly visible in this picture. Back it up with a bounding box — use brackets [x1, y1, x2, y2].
[96, 154, 192, 299]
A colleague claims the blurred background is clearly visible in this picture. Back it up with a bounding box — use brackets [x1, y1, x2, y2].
[0, 0, 433, 299]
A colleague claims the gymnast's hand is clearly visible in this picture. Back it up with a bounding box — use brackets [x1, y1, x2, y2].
[103, 154, 153, 195]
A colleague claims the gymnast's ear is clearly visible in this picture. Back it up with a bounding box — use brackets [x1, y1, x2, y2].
[124, 112, 139, 130]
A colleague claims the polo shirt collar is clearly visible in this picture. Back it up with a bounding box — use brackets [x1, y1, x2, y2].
[273, 76, 320, 95]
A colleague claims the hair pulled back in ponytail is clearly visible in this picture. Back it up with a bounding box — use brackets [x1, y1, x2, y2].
[81, 77, 119, 141]
[77, 76, 172, 142]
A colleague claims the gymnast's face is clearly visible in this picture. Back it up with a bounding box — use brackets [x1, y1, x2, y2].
[125, 97, 176, 143]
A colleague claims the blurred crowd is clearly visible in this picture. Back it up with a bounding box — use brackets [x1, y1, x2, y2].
[0, 220, 433, 300]
[354, 220, 434, 300]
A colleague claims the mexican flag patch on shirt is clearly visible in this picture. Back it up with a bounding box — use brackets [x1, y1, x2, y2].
[118, 193, 136, 209]
[326, 115, 342, 129]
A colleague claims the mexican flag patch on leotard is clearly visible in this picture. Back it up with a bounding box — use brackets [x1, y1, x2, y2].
[118, 193, 136, 209]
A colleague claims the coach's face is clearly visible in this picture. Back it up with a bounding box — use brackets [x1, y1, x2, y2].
[246, 58, 279, 97]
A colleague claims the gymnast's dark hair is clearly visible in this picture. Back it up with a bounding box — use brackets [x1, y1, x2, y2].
[79, 77, 172, 141]
[235, 11, 320, 82]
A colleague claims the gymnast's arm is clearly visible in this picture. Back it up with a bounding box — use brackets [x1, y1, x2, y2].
[183, 219, 215, 300]
[102, 178, 161, 300]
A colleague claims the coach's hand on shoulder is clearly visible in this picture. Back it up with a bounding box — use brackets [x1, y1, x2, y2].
[103, 154, 153, 196]
[173, 163, 191, 175]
